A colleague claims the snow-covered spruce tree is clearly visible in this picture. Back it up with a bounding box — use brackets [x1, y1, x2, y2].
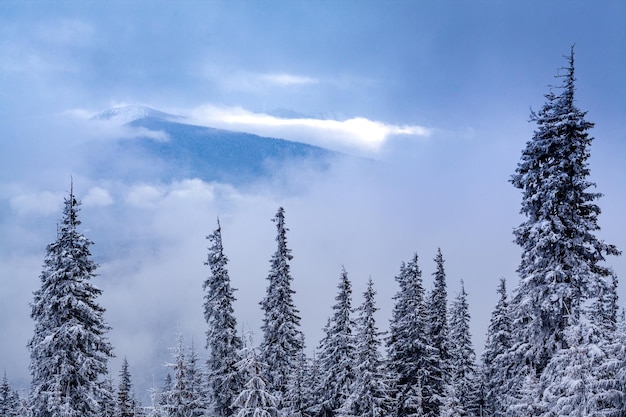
[163, 332, 204, 417]
[163, 332, 189, 417]
[386, 254, 430, 417]
[232, 338, 278, 417]
[0, 372, 20, 417]
[447, 281, 478, 417]
[28, 186, 114, 417]
[184, 340, 206, 417]
[259, 207, 304, 406]
[116, 358, 138, 417]
[284, 334, 309, 417]
[423, 248, 451, 417]
[204, 219, 243, 417]
[316, 267, 357, 417]
[508, 47, 620, 386]
[480, 278, 512, 417]
[536, 318, 622, 417]
[340, 277, 388, 417]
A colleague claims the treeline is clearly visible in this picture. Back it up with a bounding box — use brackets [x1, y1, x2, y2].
[1, 48, 624, 417]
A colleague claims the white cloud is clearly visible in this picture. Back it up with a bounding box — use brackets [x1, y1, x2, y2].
[185, 104, 431, 154]
[258, 73, 319, 86]
[10, 191, 63, 216]
[83, 187, 113, 207]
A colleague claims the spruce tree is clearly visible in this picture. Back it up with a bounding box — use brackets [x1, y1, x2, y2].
[0, 372, 20, 417]
[447, 281, 478, 417]
[386, 254, 430, 417]
[204, 219, 243, 417]
[342, 277, 388, 417]
[184, 340, 207, 417]
[317, 267, 357, 417]
[259, 207, 304, 405]
[481, 279, 512, 417]
[163, 332, 190, 417]
[232, 339, 278, 417]
[284, 334, 309, 417]
[424, 248, 451, 417]
[509, 47, 621, 384]
[28, 186, 114, 417]
[116, 358, 137, 417]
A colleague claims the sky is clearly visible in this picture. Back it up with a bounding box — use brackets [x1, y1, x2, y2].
[1, 0, 625, 399]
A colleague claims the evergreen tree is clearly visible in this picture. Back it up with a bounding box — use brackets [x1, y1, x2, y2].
[232, 339, 278, 417]
[259, 207, 304, 404]
[28, 186, 114, 417]
[480, 279, 512, 417]
[341, 277, 388, 417]
[317, 267, 357, 417]
[284, 334, 309, 417]
[386, 254, 430, 417]
[508, 47, 620, 384]
[163, 333, 204, 417]
[184, 341, 206, 417]
[116, 358, 137, 417]
[447, 282, 477, 417]
[163, 332, 189, 417]
[204, 219, 243, 417]
[0, 372, 20, 417]
[536, 320, 621, 417]
[424, 248, 451, 417]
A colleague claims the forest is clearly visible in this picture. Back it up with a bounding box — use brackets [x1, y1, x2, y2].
[1, 49, 623, 417]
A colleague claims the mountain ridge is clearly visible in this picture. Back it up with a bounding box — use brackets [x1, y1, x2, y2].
[80, 106, 346, 185]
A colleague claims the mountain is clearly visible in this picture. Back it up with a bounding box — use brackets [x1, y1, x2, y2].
[92, 105, 179, 124]
[81, 106, 344, 185]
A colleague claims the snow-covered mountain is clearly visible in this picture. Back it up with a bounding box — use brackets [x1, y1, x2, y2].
[92, 105, 179, 124]
[80, 106, 344, 184]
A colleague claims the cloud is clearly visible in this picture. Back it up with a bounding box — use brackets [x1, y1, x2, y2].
[83, 187, 113, 207]
[185, 104, 431, 154]
[258, 73, 319, 86]
[9, 191, 63, 217]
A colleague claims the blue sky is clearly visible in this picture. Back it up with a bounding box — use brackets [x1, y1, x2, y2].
[1, 0, 625, 396]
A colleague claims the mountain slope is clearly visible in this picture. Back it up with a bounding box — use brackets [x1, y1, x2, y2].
[80, 108, 343, 184]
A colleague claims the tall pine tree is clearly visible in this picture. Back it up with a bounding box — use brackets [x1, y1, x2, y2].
[342, 277, 388, 417]
[424, 248, 451, 417]
[447, 281, 478, 417]
[0, 372, 20, 417]
[116, 358, 138, 417]
[260, 207, 304, 406]
[509, 47, 621, 384]
[317, 267, 357, 417]
[386, 254, 430, 417]
[28, 186, 114, 417]
[204, 219, 243, 417]
[480, 279, 512, 417]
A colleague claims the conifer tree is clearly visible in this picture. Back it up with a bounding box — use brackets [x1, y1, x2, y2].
[28, 186, 114, 417]
[163, 333, 204, 417]
[508, 47, 621, 385]
[424, 248, 451, 417]
[317, 267, 357, 417]
[0, 372, 20, 417]
[163, 332, 190, 417]
[232, 337, 278, 417]
[204, 219, 243, 417]
[116, 358, 137, 417]
[184, 341, 206, 417]
[481, 279, 512, 417]
[341, 278, 388, 417]
[447, 281, 477, 417]
[260, 207, 304, 404]
[386, 254, 430, 417]
[284, 334, 309, 417]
